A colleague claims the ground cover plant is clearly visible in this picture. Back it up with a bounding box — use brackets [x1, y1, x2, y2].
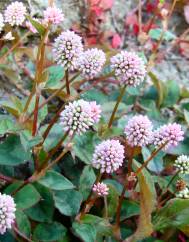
[0, 0, 189, 241]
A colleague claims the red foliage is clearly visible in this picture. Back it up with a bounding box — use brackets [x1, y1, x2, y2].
[111, 33, 122, 48]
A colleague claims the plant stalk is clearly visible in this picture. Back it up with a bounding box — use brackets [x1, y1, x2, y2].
[108, 85, 126, 129]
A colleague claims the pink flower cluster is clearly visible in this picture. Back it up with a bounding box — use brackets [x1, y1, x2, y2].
[124, 115, 153, 147]
[111, 51, 146, 87]
[44, 6, 64, 25]
[93, 182, 109, 196]
[153, 123, 184, 150]
[92, 139, 125, 173]
[77, 48, 106, 79]
[60, 100, 101, 135]
[53, 30, 83, 70]
[0, 193, 16, 234]
[4, 1, 27, 26]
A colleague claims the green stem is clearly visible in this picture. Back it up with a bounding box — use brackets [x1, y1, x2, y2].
[157, 170, 180, 206]
[107, 85, 126, 129]
[104, 196, 108, 219]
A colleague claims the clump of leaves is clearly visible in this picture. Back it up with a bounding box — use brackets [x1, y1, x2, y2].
[0, 1, 189, 242]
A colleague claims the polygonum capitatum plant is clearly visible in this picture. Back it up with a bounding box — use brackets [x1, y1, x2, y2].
[0, 1, 188, 242]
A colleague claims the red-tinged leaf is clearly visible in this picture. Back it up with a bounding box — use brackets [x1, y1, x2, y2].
[91, 6, 103, 16]
[89, 0, 113, 11]
[100, 0, 114, 10]
[111, 33, 122, 49]
[125, 14, 138, 26]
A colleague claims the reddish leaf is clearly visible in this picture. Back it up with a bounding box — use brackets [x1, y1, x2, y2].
[89, 0, 114, 10]
[125, 14, 138, 26]
[111, 33, 122, 48]
[100, 0, 114, 10]
[91, 6, 103, 16]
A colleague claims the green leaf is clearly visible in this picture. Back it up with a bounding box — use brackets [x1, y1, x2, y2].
[120, 200, 140, 220]
[14, 184, 41, 210]
[101, 101, 128, 122]
[0, 232, 16, 242]
[33, 222, 67, 241]
[25, 183, 54, 222]
[26, 16, 46, 35]
[0, 96, 23, 117]
[149, 28, 176, 41]
[15, 210, 31, 237]
[142, 147, 164, 173]
[153, 198, 189, 231]
[72, 222, 96, 242]
[42, 123, 66, 152]
[54, 190, 83, 216]
[73, 132, 100, 164]
[0, 135, 31, 166]
[20, 130, 43, 152]
[81, 214, 112, 237]
[4, 181, 24, 194]
[79, 166, 96, 200]
[148, 72, 165, 107]
[107, 184, 119, 217]
[81, 88, 108, 104]
[0, 116, 19, 135]
[45, 65, 65, 89]
[38, 170, 75, 190]
[163, 80, 180, 107]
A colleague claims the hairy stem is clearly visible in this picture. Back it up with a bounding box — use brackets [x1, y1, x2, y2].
[115, 179, 127, 228]
[23, 73, 79, 123]
[135, 142, 167, 175]
[77, 172, 102, 220]
[65, 69, 70, 95]
[108, 85, 126, 129]
[42, 104, 66, 142]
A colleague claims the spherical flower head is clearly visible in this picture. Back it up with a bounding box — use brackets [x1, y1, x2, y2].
[153, 123, 184, 150]
[174, 155, 189, 174]
[93, 182, 109, 196]
[110, 51, 146, 87]
[26, 18, 39, 33]
[0, 193, 16, 234]
[4, 1, 27, 26]
[53, 30, 83, 70]
[77, 48, 106, 79]
[60, 99, 101, 135]
[124, 115, 153, 147]
[44, 6, 64, 25]
[0, 13, 4, 33]
[92, 139, 125, 173]
[176, 187, 189, 199]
